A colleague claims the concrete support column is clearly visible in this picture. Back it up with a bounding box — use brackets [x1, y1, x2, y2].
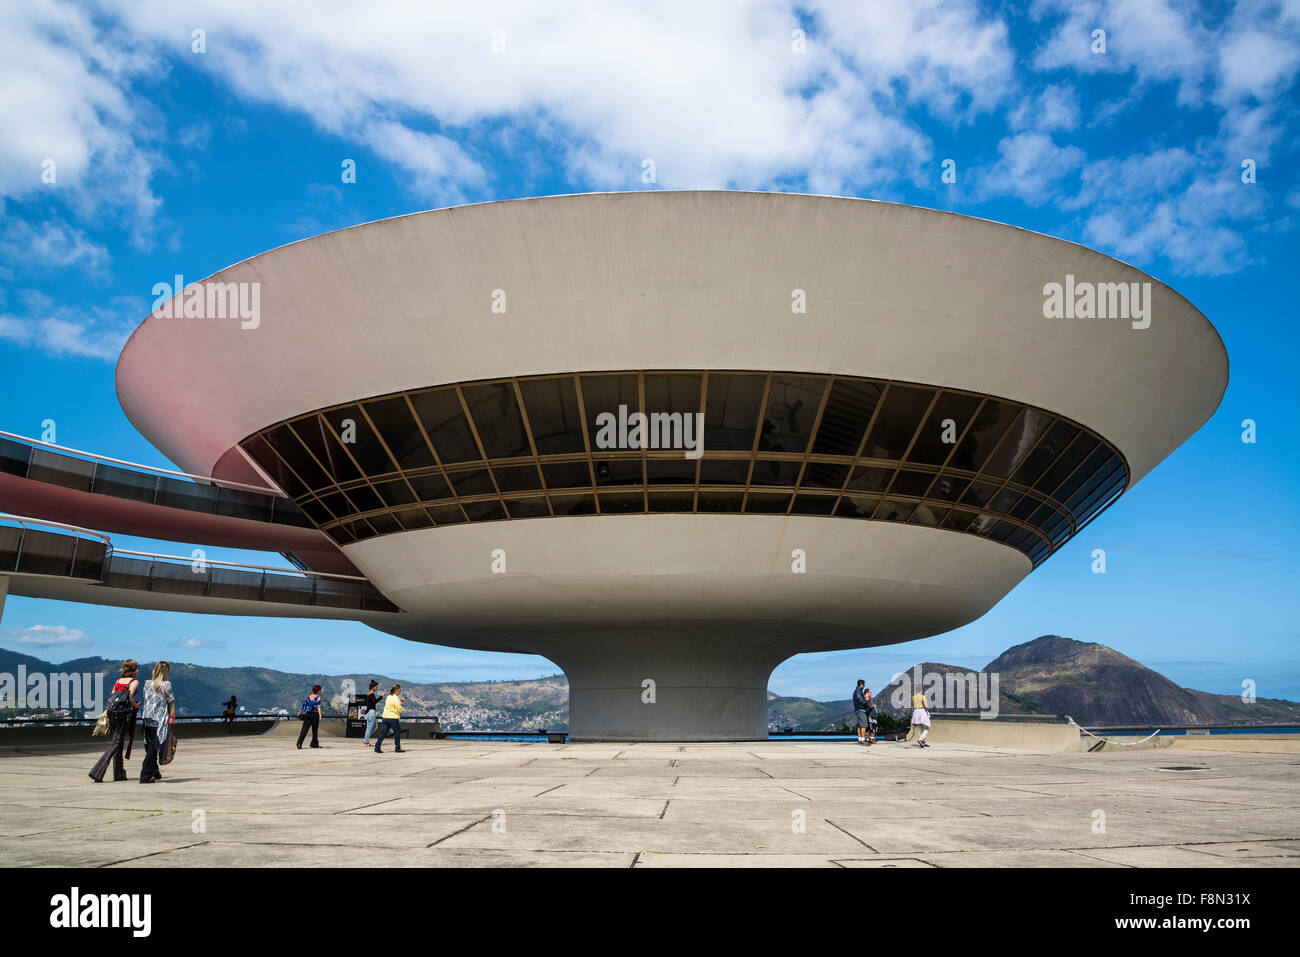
[532, 626, 790, 742]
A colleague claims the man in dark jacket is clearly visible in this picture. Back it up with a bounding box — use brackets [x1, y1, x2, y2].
[852, 680, 870, 746]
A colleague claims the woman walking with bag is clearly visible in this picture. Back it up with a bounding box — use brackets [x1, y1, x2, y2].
[90, 660, 139, 782]
[139, 661, 175, 784]
[297, 684, 324, 749]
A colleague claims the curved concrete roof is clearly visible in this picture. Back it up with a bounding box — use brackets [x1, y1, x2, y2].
[116, 190, 1227, 488]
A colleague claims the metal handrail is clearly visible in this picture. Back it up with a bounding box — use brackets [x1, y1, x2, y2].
[0, 429, 284, 496]
[0, 515, 361, 581]
[0, 513, 112, 543]
[110, 548, 371, 582]
[1, 517, 397, 611]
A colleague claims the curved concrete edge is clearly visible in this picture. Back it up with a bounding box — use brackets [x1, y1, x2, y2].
[115, 191, 1227, 486]
[903, 719, 1083, 752]
[349, 513, 1030, 648]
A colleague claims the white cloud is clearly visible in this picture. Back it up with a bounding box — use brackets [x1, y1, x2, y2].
[1215, 22, 1300, 105]
[0, 291, 140, 360]
[978, 131, 1086, 204]
[0, 0, 161, 241]
[0, 0, 1294, 288]
[172, 636, 225, 649]
[88, 0, 1014, 196]
[360, 120, 487, 202]
[1030, 0, 1215, 105]
[1010, 83, 1080, 132]
[0, 219, 109, 274]
[1066, 149, 1265, 274]
[6, 624, 92, 646]
[971, 0, 1300, 277]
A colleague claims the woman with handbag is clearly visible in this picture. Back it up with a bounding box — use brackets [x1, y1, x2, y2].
[89, 660, 139, 782]
[296, 684, 324, 749]
[139, 661, 175, 784]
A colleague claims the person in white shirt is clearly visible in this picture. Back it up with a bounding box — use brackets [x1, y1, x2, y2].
[140, 661, 175, 783]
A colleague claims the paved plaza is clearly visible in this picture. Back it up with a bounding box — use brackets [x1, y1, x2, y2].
[1, 732, 1297, 867]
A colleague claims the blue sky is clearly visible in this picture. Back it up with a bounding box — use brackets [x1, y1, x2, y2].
[1, 1, 1298, 701]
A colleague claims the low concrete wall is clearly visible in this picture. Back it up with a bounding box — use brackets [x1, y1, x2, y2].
[261, 718, 347, 738]
[1078, 733, 1300, 754]
[0, 719, 279, 749]
[1081, 735, 1172, 753]
[904, 718, 1081, 752]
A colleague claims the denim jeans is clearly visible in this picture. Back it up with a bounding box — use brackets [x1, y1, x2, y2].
[374, 718, 401, 751]
[363, 709, 377, 744]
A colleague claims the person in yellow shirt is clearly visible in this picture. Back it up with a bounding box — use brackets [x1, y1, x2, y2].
[911, 688, 931, 749]
[373, 684, 407, 754]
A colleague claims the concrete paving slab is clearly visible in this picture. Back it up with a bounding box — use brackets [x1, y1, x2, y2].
[1, 735, 1295, 867]
[1076, 842, 1300, 867]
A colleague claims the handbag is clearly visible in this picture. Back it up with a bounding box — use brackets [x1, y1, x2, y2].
[159, 727, 178, 766]
[105, 686, 133, 717]
[91, 710, 110, 736]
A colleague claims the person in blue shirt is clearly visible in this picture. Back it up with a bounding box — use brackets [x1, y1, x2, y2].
[852, 679, 871, 746]
[297, 684, 324, 749]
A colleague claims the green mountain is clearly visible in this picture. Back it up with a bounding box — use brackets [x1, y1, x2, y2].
[0, 648, 567, 729]
[2, 635, 1296, 730]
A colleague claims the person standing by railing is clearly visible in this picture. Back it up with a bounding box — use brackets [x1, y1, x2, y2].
[221, 695, 237, 732]
[89, 660, 139, 782]
[373, 684, 406, 754]
[297, 684, 324, 749]
[139, 662, 175, 783]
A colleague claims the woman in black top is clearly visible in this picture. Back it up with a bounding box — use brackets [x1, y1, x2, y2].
[362, 680, 381, 748]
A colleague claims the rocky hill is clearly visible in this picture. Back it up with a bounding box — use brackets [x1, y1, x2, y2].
[868, 661, 1047, 718]
[984, 636, 1299, 726]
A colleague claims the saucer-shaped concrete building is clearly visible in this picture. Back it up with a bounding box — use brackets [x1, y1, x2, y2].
[99, 191, 1227, 739]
